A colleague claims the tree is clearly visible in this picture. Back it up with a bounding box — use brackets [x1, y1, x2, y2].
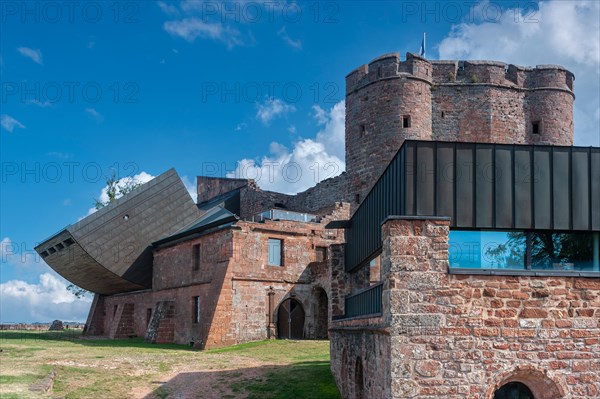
[66, 284, 89, 299]
[94, 172, 144, 209]
[485, 232, 593, 269]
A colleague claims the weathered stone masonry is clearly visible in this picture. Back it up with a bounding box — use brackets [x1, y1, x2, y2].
[330, 218, 600, 399]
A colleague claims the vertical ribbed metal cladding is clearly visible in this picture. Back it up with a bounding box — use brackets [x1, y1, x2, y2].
[344, 141, 600, 272]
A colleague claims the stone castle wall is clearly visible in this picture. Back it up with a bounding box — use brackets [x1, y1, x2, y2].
[87, 207, 346, 348]
[330, 217, 600, 399]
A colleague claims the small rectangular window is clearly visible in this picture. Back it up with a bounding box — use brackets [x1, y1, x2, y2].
[359, 124, 366, 137]
[355, 193, 360, 204]
[55, 243, 65, 251]
[532, 121, 540, 134]
[316, 247, 327, 262]
[403, 115, 411, 128]
[193, 296, 201, 324]
[47, 247, 56, 254]
[192, 244, 201, 271]
[268, 238, 283, 266]
[146, 308, 152, 326]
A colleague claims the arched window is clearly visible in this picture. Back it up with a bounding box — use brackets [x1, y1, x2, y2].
[494, 382, 534, 399]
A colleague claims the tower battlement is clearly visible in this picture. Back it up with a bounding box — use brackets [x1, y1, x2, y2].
[345, 52, 576, 208]
[346, 52, 432, 94]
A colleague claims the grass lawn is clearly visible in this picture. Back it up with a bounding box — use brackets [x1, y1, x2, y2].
[0, 331, 340, 399]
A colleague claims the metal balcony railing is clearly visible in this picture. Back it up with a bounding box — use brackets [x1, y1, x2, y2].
[344, 282, 383, 318]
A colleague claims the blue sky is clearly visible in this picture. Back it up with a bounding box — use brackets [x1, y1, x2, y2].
[1, 0, 599, 323]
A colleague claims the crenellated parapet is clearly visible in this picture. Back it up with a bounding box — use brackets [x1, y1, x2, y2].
[345, 52, 576, 210]
[346, 52, 432, 95]
[430, 60, 575, 94]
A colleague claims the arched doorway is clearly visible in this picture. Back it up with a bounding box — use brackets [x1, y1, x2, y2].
[494, 382, 534, 399]
[277, 298, 305, 339]
[487, 366, 566, 399]
[314, 288, 329, 339]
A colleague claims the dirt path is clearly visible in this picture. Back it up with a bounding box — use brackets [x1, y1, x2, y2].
[132, 354, 288, 399]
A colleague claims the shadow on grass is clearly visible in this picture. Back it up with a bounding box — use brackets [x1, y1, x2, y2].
[0, 331, 193, 351]
[144, 361, 340, 399]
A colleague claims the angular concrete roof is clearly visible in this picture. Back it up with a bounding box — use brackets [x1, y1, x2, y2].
[35, 169, 201, 295]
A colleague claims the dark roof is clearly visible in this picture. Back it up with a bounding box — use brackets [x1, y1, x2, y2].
[197, 188, 241, 215]
[153, 205, 238, 246]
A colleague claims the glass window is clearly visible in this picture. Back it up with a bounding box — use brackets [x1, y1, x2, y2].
[193, 296, 201, 324]
[268, 238, 282, 266]
[449, 231, 599, 272]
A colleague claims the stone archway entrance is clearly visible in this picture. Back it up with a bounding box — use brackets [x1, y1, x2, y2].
[487, 366, 566, 399]
[314, 288, 329, 339]
[277, 298, 305, 339]
[494, 382, 534, 399]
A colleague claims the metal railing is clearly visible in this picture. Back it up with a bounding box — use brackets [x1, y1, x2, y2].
[249, 209, 318, 223]
[344, 282, 383, 318]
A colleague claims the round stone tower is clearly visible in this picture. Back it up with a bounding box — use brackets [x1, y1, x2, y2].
[345, 53, 433, 205]
[525, 65, 575, 146]
[344, 52, 575, 208]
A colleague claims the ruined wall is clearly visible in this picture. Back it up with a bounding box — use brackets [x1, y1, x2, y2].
[196, 176, 248, 204]
[87, 210, 346, 347]
[287, 173, 350, 213]
[238, 183, 293, 219]
[229, 218, 344, 340]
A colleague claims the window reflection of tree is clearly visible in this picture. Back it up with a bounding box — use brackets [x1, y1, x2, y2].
[485, 232, 593, 270]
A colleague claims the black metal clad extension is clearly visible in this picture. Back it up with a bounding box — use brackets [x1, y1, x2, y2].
[344, 140, 600, 272]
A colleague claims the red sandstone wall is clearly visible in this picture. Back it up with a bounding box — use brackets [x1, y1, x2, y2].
[331, 218, 599, 398]
[196, 176, 249, 204]
[345, 53, 433, 206]
[230, 219, 344, 340]
[89, 212, 346, 347]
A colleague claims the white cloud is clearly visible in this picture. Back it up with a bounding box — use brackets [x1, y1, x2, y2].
[85, 108, 104, 122]
[27, 99, 52, 108]
[278, 26, 302, 50]
[84, 172, 156, 217]
[314, 101, 345, 160]
[235, 122, 247, 131]
[17, 47, 43, 64]
[0, 272, 92, 323]
[438, 1, 600, 146]
[288, 125, 296, 134]
[1, 114, 25, 132]
[228, 100, 345, 194]
[157, 1, 180, 16]
[180, 175, 198, 202]
[164, 18, 244, 49]
[256, 98, 296, 125]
